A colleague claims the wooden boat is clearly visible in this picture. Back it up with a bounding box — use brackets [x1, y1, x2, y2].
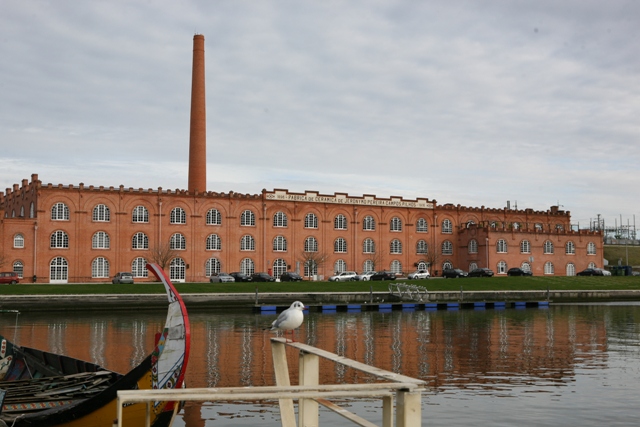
[0, 263, 190, 427]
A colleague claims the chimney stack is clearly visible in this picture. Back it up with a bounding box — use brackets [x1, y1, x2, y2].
[188, 34, 206, 194]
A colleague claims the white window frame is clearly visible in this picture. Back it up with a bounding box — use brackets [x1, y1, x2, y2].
[416, 218, 428, 233]
[14, 234, 24, 248]
[334, 214, 347, 230]
[92, 204, 110, 222]
[241, 210, 255, 226]
[92, 231, 110, 249]
[132, 205, 149, 223]
[206, 234, 221, 251]
[170, 207, 186, 224]
[362, 215, 376, 231]
[132, 232, 149, 250]
[390, 217, 402, 232]
[241, 235, 255, 251]
[51, 202, 70, 221]
[170, 233, 186, 250]
[206, 208, 222, 225]
[305, 213, 318, 229]
[334, 238, 347, 253]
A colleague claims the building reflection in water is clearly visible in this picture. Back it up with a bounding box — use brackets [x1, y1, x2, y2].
[2, 305, 617, 424]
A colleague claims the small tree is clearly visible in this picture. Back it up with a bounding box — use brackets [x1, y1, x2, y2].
[298, 250, 328, 279]
[147, 242, 178, 270]
[423, 248, 440, 274]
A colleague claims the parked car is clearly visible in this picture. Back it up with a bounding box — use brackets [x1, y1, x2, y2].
[328, 271, 358, 282]
[597, 268, 612, 276]
[209, 272, 235, 283]
[280, 272, 303, 282]
[577, 268, 604, 276]
[0, 272, 20, 285]
[251, 272, 276, 282]
[112, 272, 134, 284]
[230, 272, 252, 282]
[468, 268, 494, 277]
[355, 271, 376, 281]
[408, 270, 430, 280]
[370, 271, 396, 281]
[507, 268, 533, 277]
[442, 268, 468, 279]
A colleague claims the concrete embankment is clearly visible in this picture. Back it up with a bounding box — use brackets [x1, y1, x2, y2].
[2, 289, 640, 312]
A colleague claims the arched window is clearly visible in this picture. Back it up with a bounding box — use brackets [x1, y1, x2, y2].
[206, 258, 221, 276]
[241, 258, 255, 275]
[416, 261, 428, 271]
[51, 202, 69, 221]
[50, 231, 69, 248]
[92, 231, 110, 249]
[556, 223, 564, 231]
[241, 235, 255, 251]
[496, 239, 507, 253]
[334, 214, 347, 230]
[469, 262, 478, 272]
[535, 223, 543, 231]
[497, 261, 507, 274]
[170, 233, 186, 250]
[273, 259, 287, 278]
[132, 232, 148, 250]
[468, 239, 478, 254]
[304, 236, 318, 252]
[390, 239, 402, 254]
[50, 257, 68, 283]
[442, 219, 453, 234]
[305, 260, 318, 277]
[206, 208, 222, 225]
[543, 240, 554, 254]
[92, 204, 110, 222]
[305, 213, 318, 229]
[273, 236, 287, 252]
[334, 238, 347, 253]
[416, 240, 428, 254]
[13, 234, 24, 248]
[544, 261, 555, 275]
[520, 240, 531, 254]
[170, 258, 186, 281]
[565, 241, 575, 255]
[390, 217, 402, 232]
[363, 259, 374, 273]
[521, 262, 531, 273]
[513, 222, 520, 230]
[273, 212, 288, 227]
[441, 240, 453, 255]
[587, 242, 596, 255]
[30, 202, 35, 218]
[132, 257, 148, 278]
[442, 261, 453, 271]
[91, 257, 110, 278]
[13, 261, 24, 279]
[334, 259, 347, 273]
[206, 234, 221, 251]
[241, 210, 255, 226]
[20, 206, 24, 217]
[363, 238, 375, 254]
[588, 262, 597, 269]
[416, 218, 428, 233]
[390, 260, 402, 275]
[132, 205, 149, 223]
[566, 263, 576, 276]
[362, 215, 376, 231]
[170, 207, 186, 224]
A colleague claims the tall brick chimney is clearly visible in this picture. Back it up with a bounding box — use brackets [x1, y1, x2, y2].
[188, 34, 206, 194]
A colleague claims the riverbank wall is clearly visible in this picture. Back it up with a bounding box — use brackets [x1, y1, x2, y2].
[2, 289, 640, 312]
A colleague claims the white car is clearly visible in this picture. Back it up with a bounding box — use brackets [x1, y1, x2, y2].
[408, 270, 430, 279]
[328, 271, 358, 282]
[356, 271, 376, 281]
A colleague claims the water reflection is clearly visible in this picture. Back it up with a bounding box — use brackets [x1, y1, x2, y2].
[3, 304, 640, 426]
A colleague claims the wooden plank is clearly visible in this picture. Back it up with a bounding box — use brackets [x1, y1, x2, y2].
[299, 352, 319, 427]
[396, 390, 422, 427]
[271, 341, 297, 427]
[315, 398, 378, 427]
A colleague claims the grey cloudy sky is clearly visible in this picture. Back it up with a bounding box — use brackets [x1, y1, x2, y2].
[1, 1, 638, 228]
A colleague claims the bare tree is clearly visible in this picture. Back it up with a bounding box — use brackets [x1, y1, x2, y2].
[422, 249, 440, 275]
[0, 255, 5, 270]
[298, 250, 329, 279]
[369, 249, 387, 272]
[147, 242, 178, 270]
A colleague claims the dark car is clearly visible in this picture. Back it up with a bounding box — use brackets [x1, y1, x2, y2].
[251, 272, 276, 282]
[577, 268, 604, 276]
[280, 272, 303, 282]
[370, 271, 396, 281]
[507, 268, 533, 277]
[112, 272, 134, 284]
[442, 268, 468, 279]
[230, 272, 252, 282]
[468, 268, 494, 277]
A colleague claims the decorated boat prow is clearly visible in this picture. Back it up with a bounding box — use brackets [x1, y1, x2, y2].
[0, 262, 190, 427]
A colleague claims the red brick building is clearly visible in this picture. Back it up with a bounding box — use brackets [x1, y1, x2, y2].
[0, 34, 603, 282]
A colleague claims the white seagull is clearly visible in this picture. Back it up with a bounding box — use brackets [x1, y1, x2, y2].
[267, 301, 306, 342]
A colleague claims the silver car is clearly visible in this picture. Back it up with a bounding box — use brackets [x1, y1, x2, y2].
[209, 273, 236, 283]
[408, 270, 430, 279]
[112, 272, 134, 284]
[328, 271, 358, 282]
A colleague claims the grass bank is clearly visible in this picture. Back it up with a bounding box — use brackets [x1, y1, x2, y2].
[1, 276, 639, 295]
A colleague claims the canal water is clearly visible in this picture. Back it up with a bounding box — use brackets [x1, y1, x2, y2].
[3, 302, 640, 426]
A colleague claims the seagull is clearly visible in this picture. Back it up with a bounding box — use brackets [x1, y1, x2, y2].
[267, 301, 306, 342]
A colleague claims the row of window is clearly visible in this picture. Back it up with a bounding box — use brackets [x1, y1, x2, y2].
[469, 239, 597, 255]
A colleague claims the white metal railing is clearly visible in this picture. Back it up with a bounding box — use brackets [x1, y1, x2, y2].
[388, 283, 429, 302]
[116, 337, 426, 427]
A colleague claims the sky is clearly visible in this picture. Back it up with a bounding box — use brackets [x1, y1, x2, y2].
[1, 1, 639, 230]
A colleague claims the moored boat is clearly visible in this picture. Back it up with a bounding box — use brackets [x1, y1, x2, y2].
[0, 263, 190, 427]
